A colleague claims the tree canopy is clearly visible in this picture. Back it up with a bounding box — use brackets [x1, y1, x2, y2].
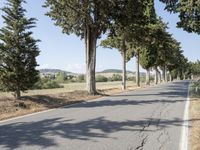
[160, 0, 200, 34]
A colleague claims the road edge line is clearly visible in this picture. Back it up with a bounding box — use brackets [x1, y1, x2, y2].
[179, 81, 190, 150]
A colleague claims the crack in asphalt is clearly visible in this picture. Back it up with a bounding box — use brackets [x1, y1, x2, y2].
[157, 129, 171, 150]
[136, 99, 172, 150]
[156, 101, 171, 150]
[134, 135, 148, 150]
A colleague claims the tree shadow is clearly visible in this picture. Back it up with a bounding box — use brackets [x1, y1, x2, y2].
[15, 81, 189, 110]
[20, 95, 85, 108]
[0, 117, 198, 149]
[65, 98, 190, 109]
[110, 81, 190, 98]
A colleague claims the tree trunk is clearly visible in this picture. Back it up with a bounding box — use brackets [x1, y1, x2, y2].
[169, 72, 172, 82]
[121, 48, 126, 90]
[191, 75, 194, 80]
[183, 74, 186, 80]
[146, 69, 150, 85]
[121, 39, 126, 90]
[136, 50, 140, 87]
[85, 26, 97, 95]
[15, 89, 21, 100]
[165, 66, 168, 82]
[158, 71, 161, 83]
[177, 71, 181, 80]
[154, 67, 158, 84]
[162, 67, 165, 82]
[177, 76, 180, 80]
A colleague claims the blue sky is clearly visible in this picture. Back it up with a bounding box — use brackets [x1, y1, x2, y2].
[0, 0, 199, 73]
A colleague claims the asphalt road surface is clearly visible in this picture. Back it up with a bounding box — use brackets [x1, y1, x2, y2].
[0, 81, 190, 150]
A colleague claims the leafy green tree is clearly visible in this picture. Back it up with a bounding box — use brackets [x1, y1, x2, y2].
[0, 0, 40, 99]
[111, 74, 122, 81]
[77, 74, 85, 82]
[56, 72, 66, 83]
[125, 0, 158, 87]
[160, 0, 200, 34]
[101, 36, 128, 90]
[191, 60, 200, 76]
[140, 46, 157, 85]
[167, 44, 183, 81]
[134, 0, 157, 86]
[44, 0, 118, 94]
[146, 17, 173, 83]
[102, 0, 155, 89]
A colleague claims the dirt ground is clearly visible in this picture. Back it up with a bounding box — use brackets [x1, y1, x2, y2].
[0, 85, 146, 121]
[189, 97, 200, 150]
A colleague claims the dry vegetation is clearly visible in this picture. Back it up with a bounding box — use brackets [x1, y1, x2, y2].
[96, 72, 133, 78]
[190, 95, 200, 150]
[0, 81, 135, 97]
[0, 81, 147, 121]
[189, 79, 200, 150]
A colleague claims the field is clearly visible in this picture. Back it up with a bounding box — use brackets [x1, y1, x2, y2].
[0, 81, 138, 97]
[96, 72, 134, 78]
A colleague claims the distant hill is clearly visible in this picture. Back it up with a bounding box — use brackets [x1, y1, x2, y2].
[97, 69, 146, 77]
[39, 68, 146, 76]
[39, 69, 76, 75]
[98, 69, 133, 74]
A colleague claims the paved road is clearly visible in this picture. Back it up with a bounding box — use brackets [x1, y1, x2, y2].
[0, 81, 190, 150]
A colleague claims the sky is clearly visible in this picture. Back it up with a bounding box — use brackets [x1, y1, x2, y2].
[0, 0, 199, 73]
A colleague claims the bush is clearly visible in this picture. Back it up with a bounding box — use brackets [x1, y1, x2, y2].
[77, 74, 85, 82]
[96, 75, 108, 82]
[32, 77, 63, 89]
[111, 74, 122, 81]
[56, 72, 66, 83]
[127, 76, 135, 81]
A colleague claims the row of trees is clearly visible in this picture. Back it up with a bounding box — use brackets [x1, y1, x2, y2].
[44, 0, 200, 94]
[0, 0, 199, 99]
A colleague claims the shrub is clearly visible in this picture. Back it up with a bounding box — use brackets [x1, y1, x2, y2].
[77, 74, 85, 82]
[127, 76, 135, 81]
[111, 74, 122, 81]
[32, 77, 63, 89]
[56, 72, 66, 83]
[96, 75, 108, 82]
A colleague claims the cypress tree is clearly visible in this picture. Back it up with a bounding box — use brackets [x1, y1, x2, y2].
[0, 0, 40, 99]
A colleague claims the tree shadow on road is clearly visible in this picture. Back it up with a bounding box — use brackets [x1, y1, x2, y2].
[64, 98, 191, 109]
[0, 116, 199, 150]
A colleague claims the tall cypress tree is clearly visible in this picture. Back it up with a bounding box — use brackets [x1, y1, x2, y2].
[0, 0, 40, 99]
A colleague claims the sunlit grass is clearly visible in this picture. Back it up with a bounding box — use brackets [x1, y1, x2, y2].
[0, 81, 138, 98]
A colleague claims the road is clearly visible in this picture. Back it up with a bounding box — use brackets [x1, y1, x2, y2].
[0, 81, 190, 150]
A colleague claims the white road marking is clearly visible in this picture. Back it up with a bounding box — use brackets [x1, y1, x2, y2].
[179, 81, 190, 150]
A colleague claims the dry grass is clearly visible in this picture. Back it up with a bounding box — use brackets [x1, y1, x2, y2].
[0, 81, 136, 97]
[0, 81, 147, 121]
[190, 96, 200, 150]
[96, 72, 133, 78]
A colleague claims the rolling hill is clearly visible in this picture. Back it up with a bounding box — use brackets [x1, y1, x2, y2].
[39, 69, 76, 75]
[97, 69, 133, 74]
